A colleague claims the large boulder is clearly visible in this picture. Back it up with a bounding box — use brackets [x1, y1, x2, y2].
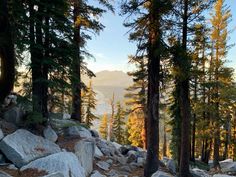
[166, 159, 176, 174]
[65, 126, 92, 138]
[43, 126, 58, 142]
[0, 129, 61, 167]
[151, 171, 174, 177]
[74, 140, 95, 176]
[21, 152, 85, 177]
[3, 106, 24, 126]
[219, 159, 236, 173]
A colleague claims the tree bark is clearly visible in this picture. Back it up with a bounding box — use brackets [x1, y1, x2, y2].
[144, 1, 160, 176]
[0, 0, 15, 103]
[179, 0, 191, 176]
[71, 0, 82, 122]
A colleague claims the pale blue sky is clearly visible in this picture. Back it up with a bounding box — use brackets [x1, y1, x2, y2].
[86, 0, 236, 74]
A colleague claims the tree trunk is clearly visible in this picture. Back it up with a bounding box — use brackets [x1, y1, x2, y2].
[179, 0, 191, 176]
[144, 1, 161, 177]
[30, 0, 44, 115]
[71, 0, 82, 122]
[0, 0, 15, 103]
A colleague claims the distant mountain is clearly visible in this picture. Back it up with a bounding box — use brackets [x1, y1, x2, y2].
[82, 70, 133, 115]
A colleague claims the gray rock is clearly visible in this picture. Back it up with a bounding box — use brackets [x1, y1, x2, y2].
[90, 170, 106, 177]
[112, 142, 122, 150]
[96, 139, 118, 156]
[7, 164, 18, 170]
[43, 126, 58, 142]
[137, 157, 145, 167]
[106, 159, 113, 165]
[191, 168, 210, 177]
[119, 146, 129, 155]
[213, 175, 232, 177]
[96, 161, 110, 171]
[166, 159, 176, 174]
[219, 159, 236, 173]
[95, 145, 104, 158]
[0, 129, 4, 140]
[127, 150, 137, 163]
[90, 130, 99, 138]
[51, 119, 78, 129]
[74, 140, 95, 176]
[119, 166, 132, 173]
[42, 172, 64, 177]
[3, 106, 24, 126]
[21, 152, 85, 177]
[0, 171, 13, 177]
[0, 154, 6, 164]
[151, 171, 174, 177]
[115, 156, 127, 165]
[65, 126, 92, 138]
[0, 129, 61, 167]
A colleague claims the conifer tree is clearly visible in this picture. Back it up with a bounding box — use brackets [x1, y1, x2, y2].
[210, 0, 231, 168]
[83, 81, 97, 128]
[113, 102, 126, 144]
[125, 56, 148, 148]
[99, 113, 108, 139]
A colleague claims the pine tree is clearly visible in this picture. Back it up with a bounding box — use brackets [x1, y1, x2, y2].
[113, 102, 126, 144]
[83, 81, 97, 128]
[210, 0, 231, 168]
[99, 113, 108, 139]
[127, 110, 145, 148]
[125, 56, 148, 148]
[71, 0, 113, 122]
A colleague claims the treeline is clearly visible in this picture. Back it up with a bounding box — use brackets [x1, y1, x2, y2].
[0, 0, 236, 177]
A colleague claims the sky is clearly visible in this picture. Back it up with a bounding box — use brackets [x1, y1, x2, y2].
[86, 0, 236, 74]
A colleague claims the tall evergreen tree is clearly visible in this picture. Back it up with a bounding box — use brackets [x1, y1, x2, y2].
[113, 102, 126, 144]
[83, 81, 97, 128]
[210, 0, 231, 168]
[99, 113, 108, 139]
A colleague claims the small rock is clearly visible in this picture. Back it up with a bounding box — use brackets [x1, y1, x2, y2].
[42, 172, 64, 177]
[7, 164, 18, 170]
[0, 129, 4, 140]
[90, 170, 106, 177]
[95, 145, 104, 158]
[112, 142, 122, 150]
[43, 126, 58, 142]
[213, 175, 232, 177]
[96, 161, 110, 171]
[0, 171, 13, 177]
[106, 159, 113, 165]
[191, 168, 210, 177]
[119, 166, 132, 173]
[65, 126, 92, 138]
[137, 157, 145, 166]
[115, 156, 127, 165]
[151, 171, 174, 177]
[96, 139, 118, 156]
[127, 150, 137, 163]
